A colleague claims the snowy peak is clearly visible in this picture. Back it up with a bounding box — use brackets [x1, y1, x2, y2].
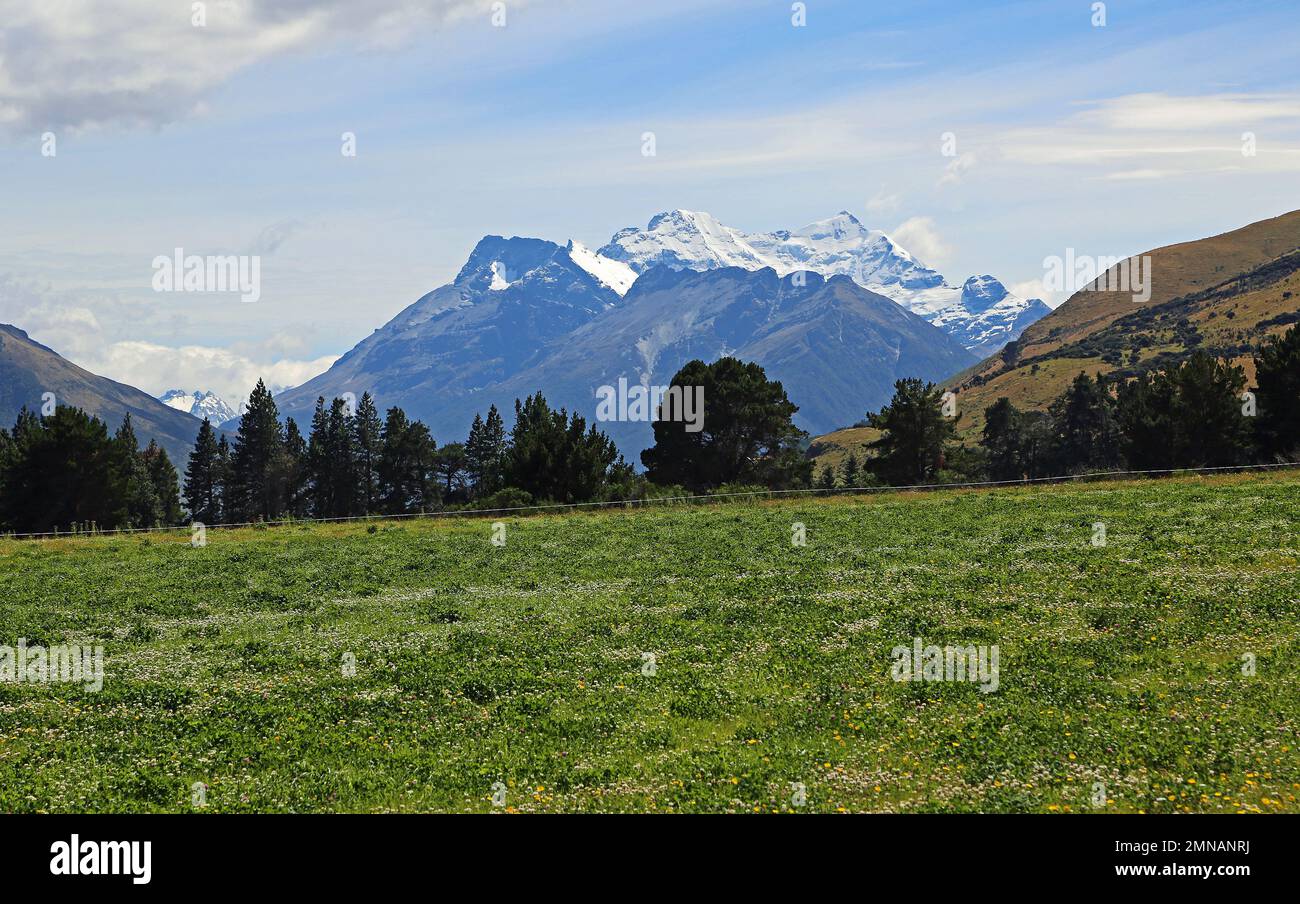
[455, 236, 561, 291]
[600, 209, 945, 291]
[451, 234, 636, 299]
[960, 275, 1011, 313]
[565, 240, 638, 296]
[597, 209, 1044, 353]
[599, 208, 773, 274]
[159, 389, 237, 424]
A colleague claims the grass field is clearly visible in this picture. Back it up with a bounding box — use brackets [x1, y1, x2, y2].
[2, 471, 1298, 813]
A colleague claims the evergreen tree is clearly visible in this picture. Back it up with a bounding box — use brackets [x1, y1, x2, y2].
[465, 405, 507, 498]
[113, 414, 160, 528]
[1115, 372, 1175, 471]
[0, 407, 126, 533]
[143, 440, 183, 525]
[228, 380, 286, 521]
[980, 397, 1054, 481]
[0, 421, 17, 512]
[640, 358, 810, 491]
[215, 435, 231, 523]
[1168, 352, 1250, 467]
[981, 397, 1025, 481]
[281, 417, 311, 518]
[816, 464, 837, 491]
[306, 397, 329, 515]
[352, 393, 382, 513]
[183, 418, 222, 524]
[503, 394, 621, 503]
[307, 397, 359, 517]
[433, 442, 469, 501]
[1047, 373, 1121, 473]
[1116, 354, 1249, 469]
[865, 379, 955, 486]
[1018, 410, 1055, 479]
[840, 452, 860, 487]
[378, 407, 438, 514]
[1253, 325, 1300, 459]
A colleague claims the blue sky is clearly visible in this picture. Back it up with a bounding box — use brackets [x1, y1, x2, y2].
[2, 0, 1298, 405]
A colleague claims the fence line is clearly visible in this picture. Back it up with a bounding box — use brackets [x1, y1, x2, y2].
[3, 460, 1298, 542]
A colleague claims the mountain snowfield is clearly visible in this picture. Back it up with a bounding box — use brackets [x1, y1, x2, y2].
[159, 389, 238, 424]
[598, 210, 1050, 355]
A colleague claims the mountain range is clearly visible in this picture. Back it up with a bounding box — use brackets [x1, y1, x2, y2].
[6, 207, 1293, 474]
[267, 210, 1044, 454]
[599, 210, 1051, 355]
[159, 389, 239, 425]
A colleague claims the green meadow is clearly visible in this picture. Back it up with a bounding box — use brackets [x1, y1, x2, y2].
[1, 471, 1298, 813]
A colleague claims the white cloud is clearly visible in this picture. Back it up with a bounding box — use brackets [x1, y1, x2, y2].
[0, 0, 521, 133]
[995, 92, 1300, 178]
[890, 217, 950, 268]
[865, 187, 901, 215]
[1009, 278, 1060, 309]
[83, 340, 337, 411]
[247, 219, 305, 256]
[938, 152, 977, 188]
[1074, 92, 1300, 131]
[0, 274, 333, 408]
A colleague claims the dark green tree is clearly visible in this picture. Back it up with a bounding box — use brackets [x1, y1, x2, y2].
[465, 404, 507, 498]
[840, 452, 860, 487]
[228, 380, 287, 521]
[0, 407, 126, 533]
[865, 379, 955, 486]
[981, 397, 1024, 481]
[816, 464, 837, 490]
[1047, 373, 1122, 473]
[113, 414, 160, 528]
[307, 397, 358, 517]
[352, 393, 383, 513]
[433, 442, 469, 502]
[215, 435, 231, 522]
[1115, 372, 1175, 471]
[504, 394, 620, 503]
[1253, 326, 1300, 460]
[183, 417, 222, 524]
[378, 407, 439, 514]
[640, 358, 810, 491]
[281, 417, 311, 518]
[1167, 352, 1250, 467]
[143, 440, 183, 525]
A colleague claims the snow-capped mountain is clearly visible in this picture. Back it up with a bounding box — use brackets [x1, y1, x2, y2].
[159, 389, 238, 425]
[269, 209, 1044, 451]
[272, 235, 626, 428]
[489, 266, 977, 455]
[271, 239, 978, 453]
[599, 210, 1049, 355]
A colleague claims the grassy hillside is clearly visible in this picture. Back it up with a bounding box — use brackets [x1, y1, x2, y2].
[0, 324, 202, 464]
[806, 425, 881, 472]
[2, 471, 1298, 813]
[944, 210, 1300, 441]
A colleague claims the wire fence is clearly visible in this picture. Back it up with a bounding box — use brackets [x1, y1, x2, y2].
[3, 460, 1298, 542]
